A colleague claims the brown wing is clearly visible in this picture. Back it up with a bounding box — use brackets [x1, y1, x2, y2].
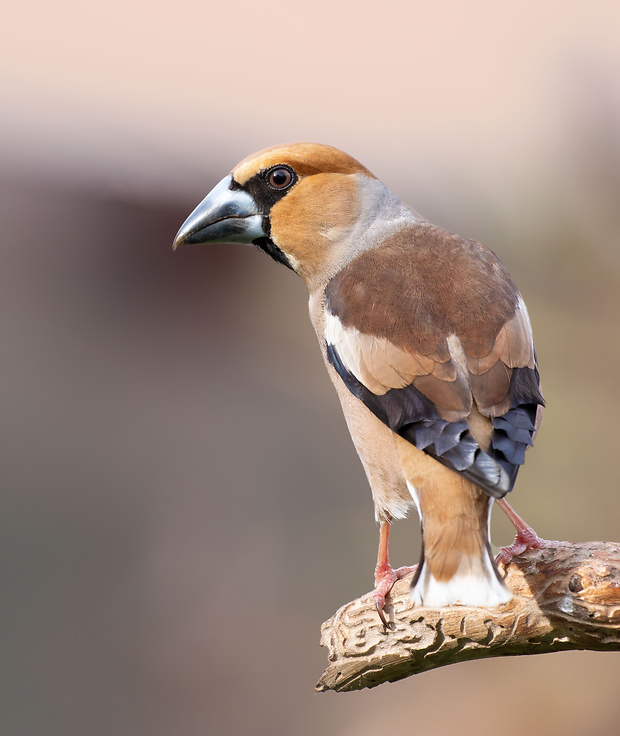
[324, 311, 472, 422]
[465, 302, 536, 416]
[324, 225, 544, 497]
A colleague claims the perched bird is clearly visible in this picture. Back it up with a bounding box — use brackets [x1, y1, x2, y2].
[173, 143, 545, 623]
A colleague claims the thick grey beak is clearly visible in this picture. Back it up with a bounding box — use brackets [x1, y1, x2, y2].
[173, 175, 266, 250]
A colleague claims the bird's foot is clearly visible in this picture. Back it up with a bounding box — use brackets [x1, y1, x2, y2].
[373, 562, 418, 629]
[496, 526, 545, 567]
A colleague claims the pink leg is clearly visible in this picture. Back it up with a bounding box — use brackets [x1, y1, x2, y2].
[495, 498, 545, 566]
[373, 521, 417, 629]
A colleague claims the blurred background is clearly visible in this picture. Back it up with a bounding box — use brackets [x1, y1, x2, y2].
[2, 1, 620, 734]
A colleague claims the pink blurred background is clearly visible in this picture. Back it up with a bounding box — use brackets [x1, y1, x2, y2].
[2, 2, 620, 734]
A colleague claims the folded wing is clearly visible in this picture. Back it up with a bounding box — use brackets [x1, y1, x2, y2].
[324, 227, 544, 497]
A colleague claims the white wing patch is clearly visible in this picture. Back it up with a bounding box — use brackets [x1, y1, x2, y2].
[324, 310, 432, 395]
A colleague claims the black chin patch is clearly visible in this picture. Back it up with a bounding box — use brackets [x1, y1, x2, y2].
[252, 237, 295, 271]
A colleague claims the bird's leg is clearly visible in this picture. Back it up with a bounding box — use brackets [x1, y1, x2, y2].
[495, 497, 545, 566]
[373, 521, 417, 629]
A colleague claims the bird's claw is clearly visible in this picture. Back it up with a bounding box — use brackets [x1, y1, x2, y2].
[374, 598, 396, 630]
[496, 527, 545, 567]
[372, 563, 417, 629]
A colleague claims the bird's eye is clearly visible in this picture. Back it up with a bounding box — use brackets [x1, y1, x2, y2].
[267, 167, 295, 190]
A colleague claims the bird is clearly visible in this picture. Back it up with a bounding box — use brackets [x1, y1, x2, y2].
[173, 142, 545, 625]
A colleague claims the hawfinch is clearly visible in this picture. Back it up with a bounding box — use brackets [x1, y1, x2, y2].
[173, 143, 545, 623]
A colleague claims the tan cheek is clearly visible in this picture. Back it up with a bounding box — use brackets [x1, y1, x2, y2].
[269, 174, 360, 276]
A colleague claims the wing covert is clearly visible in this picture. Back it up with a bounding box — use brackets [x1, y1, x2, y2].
[323, 229, 544, 498]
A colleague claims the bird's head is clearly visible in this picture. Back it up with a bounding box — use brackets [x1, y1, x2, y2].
[173, 142, 408, 286]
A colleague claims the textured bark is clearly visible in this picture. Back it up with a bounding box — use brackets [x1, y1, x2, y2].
[317, 541, 620, 692]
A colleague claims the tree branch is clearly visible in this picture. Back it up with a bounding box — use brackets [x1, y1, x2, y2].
[317, 541, 620, 692]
